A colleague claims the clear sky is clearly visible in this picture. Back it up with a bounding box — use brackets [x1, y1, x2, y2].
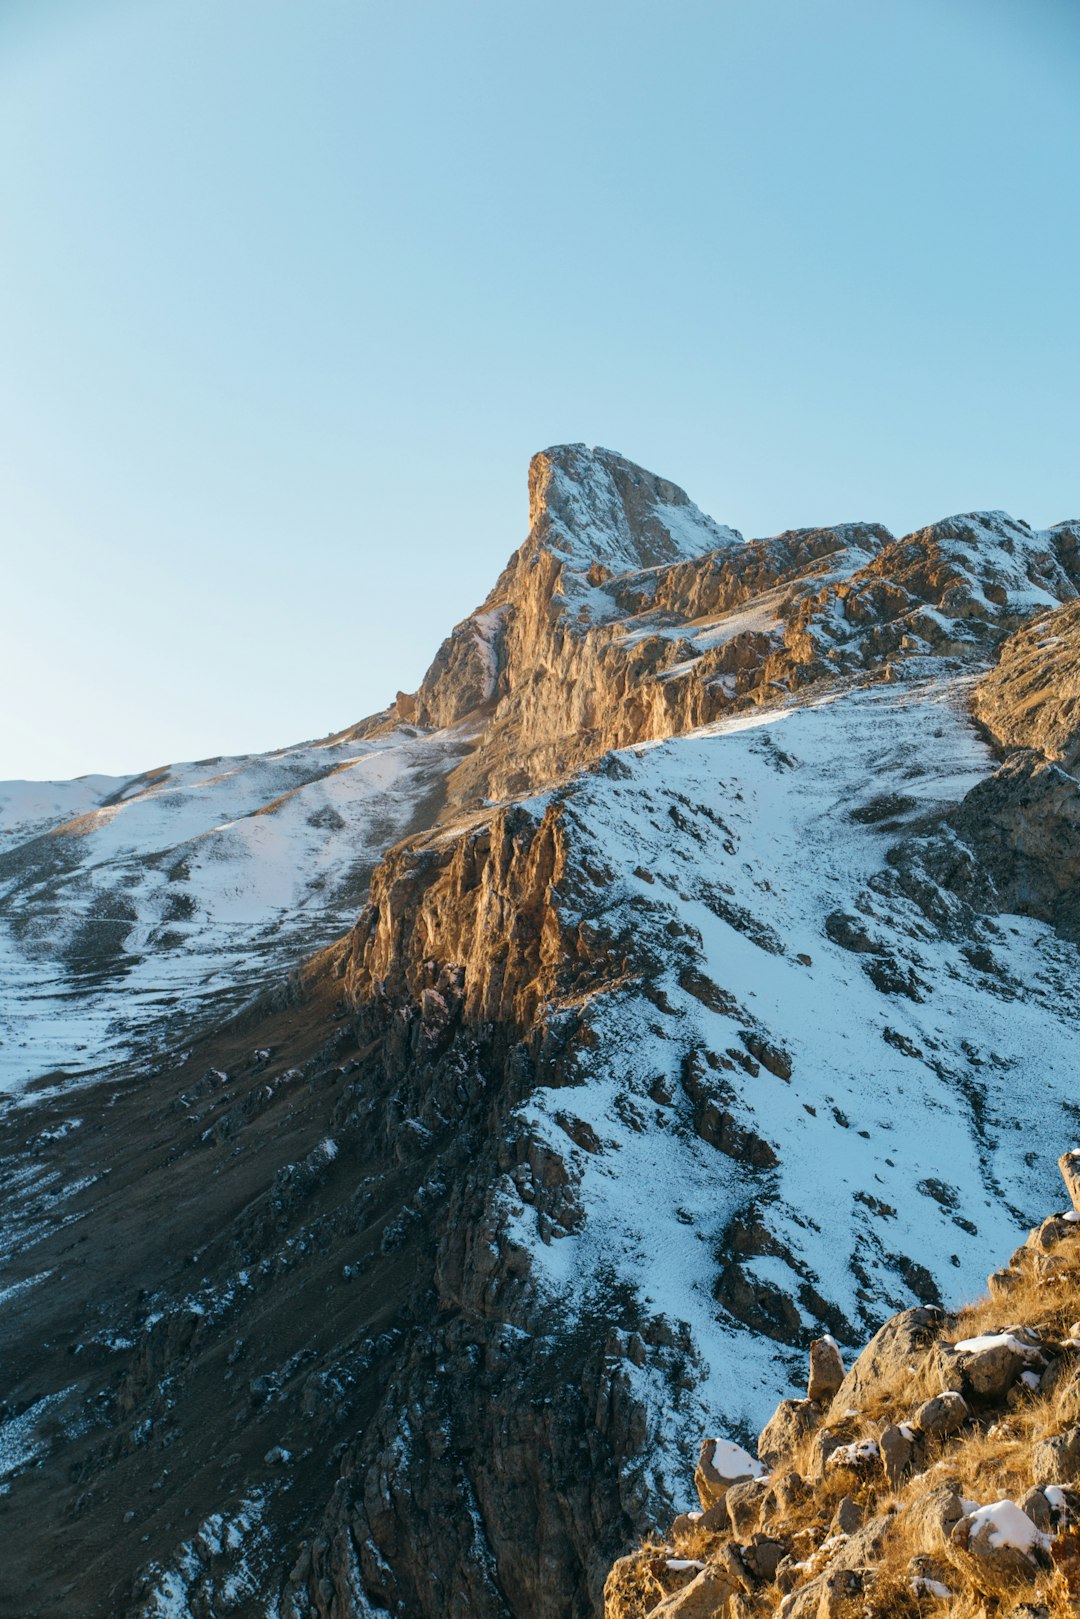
[1, 0, 1077, 781]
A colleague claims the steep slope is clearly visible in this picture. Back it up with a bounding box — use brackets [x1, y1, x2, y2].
[1, 446, 1079, 1619]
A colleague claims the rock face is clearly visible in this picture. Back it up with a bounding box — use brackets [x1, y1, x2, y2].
[974, 597, 1080, 768]
[3, 447, 1080, 1619]
[901, 592, 1080, 940]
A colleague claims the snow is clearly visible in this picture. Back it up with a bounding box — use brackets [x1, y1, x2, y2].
[911, 1577, 952, 1598]
[1043, 1485, 1072, 1521]
[965, 1499, 1049, 1553]
[666, 1558, 705, 1572]
[530, 446, 743, 623]
[0, 1384, 73, 1478]
[0, 722, 471, 1093]
[470, 606, 509, 699]
[498, 671, 1080, 1493]
[953, 1332, 1041, 1360]
[829, 1439, 880, 1467]
[0, 1271, 52, 1309]
[710, 1437, 765, 1478]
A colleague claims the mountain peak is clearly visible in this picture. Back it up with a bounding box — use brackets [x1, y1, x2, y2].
[526, 443, 742, 578]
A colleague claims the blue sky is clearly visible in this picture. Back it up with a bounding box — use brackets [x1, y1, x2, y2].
[1, 0, 1077, 779]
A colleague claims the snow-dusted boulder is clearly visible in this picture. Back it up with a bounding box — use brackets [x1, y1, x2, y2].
[949, 1499, 1053, 1588]
[693, 1436, 765, 1510]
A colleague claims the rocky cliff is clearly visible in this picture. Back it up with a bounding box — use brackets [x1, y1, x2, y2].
[2, 447, 1080, 1619]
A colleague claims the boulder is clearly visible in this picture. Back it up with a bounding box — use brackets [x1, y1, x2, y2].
[949, 1500, 1053, 1589]
[904, 1487, 965, 1551]
[1030, 1425, 1080, 1486]
[644, 1565, 740, 1617]
[1017, 1487, 1052, 1534]
[758, 1398, 820, 1468]
[827, 1307, 945, 1418]
[1059, 1149, 1080, 1214]
[725, 1477, 770, 1539]
[742, 1536, 787, 1583]
[913, 1390, 969, 1438]
[954, 1335, 1025, 1403]
[830, 1496, 862, 1536]
[694, 1437, 765, 1511]
[807, 1336, 845, 1404]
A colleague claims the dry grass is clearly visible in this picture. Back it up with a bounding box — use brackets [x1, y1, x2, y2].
[607, 1210, 1080, 1618]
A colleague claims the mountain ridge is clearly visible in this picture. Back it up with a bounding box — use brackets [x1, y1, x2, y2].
[1, 445, 1079, 1619]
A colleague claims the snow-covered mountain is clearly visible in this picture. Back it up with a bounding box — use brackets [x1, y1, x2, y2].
[2, 445, 1080, 1619]
[0, 726, 470, 1091]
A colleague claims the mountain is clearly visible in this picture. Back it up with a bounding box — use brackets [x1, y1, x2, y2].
[1, 445, 1079, 1619]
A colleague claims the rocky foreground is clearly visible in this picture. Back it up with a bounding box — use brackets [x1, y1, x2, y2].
[605, 1151, 1080, 1619]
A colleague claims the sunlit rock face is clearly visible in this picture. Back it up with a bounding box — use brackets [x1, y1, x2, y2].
[2, 447, 1080, 1619]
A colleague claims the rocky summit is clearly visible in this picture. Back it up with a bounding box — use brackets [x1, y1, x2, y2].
[2, 445, 1080, 1619]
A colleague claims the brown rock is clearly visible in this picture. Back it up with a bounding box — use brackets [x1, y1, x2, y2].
[827, 1307, 945, 1419]
[726, 1477, 770, 1539]
[694, 1438, 764, 1511]
[1060, 1149, 1080, 1215]
[904, 1487, 965, 1552]
[949, 1502, 1052, 1589]
[644, 1564, 740, 1618]
[807, 1337, 845, 1404]
[758, 1399, 820, 1468]
[913, 1390, 969, 1438]
[1030, 1425, 1080, 1485]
